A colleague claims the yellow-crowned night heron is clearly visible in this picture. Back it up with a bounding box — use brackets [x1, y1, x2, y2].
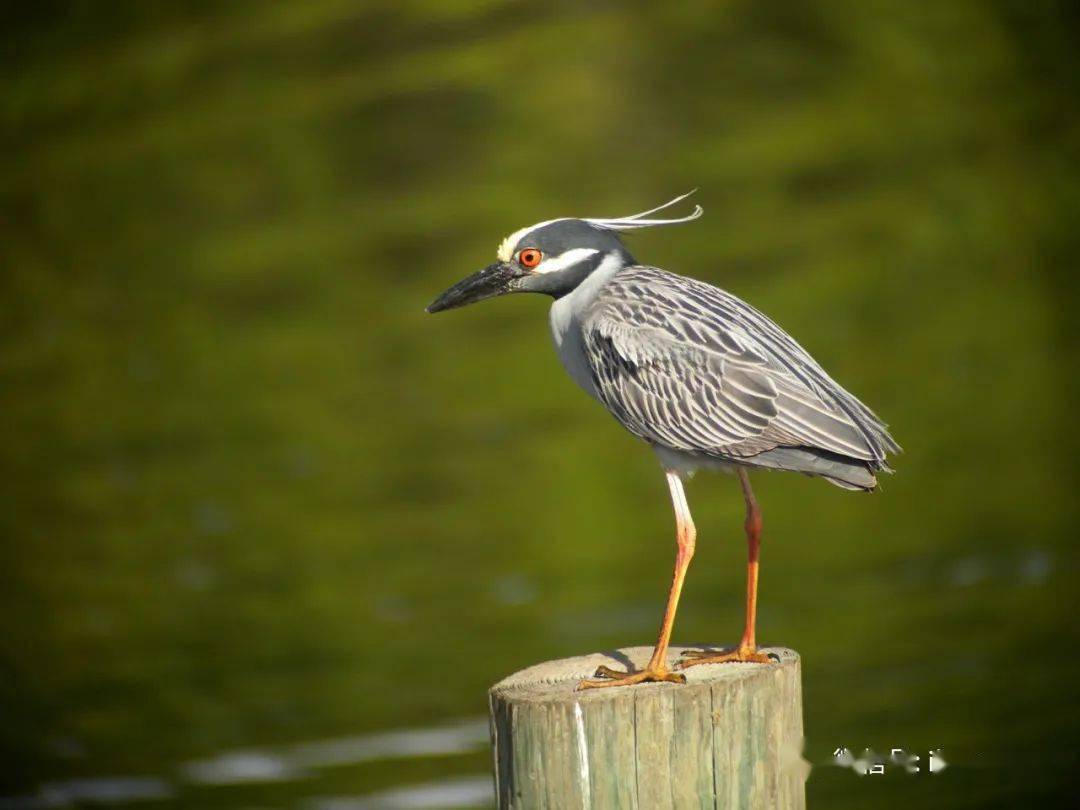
[427, 192, 899, 689]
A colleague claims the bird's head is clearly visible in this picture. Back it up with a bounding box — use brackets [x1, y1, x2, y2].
[425, 191, 702, 313]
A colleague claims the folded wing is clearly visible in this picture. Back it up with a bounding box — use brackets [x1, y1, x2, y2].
[581, 266, 898, 475]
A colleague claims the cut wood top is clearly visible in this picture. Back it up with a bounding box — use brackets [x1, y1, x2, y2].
[490, 645, 799, 704]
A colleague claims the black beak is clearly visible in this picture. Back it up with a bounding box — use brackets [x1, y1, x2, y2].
[426, 262, 523, 313]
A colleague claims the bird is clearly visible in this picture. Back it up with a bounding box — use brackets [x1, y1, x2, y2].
[426, 191, 899, 690]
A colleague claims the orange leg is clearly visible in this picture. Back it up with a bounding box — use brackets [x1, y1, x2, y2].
[678, 468, 773, 668]
[579, 471, 694, 689]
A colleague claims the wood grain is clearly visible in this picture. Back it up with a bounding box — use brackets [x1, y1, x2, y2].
[488, 645, 807, 809]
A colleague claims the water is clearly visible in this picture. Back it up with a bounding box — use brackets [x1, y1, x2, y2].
[2, 2, 1078, 807]
[1, 720, 491, 809]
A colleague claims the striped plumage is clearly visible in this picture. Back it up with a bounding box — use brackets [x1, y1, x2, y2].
[582, 265, 899, 490]
[427, 191, 900, 689]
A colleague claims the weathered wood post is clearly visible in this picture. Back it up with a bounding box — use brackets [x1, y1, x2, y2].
[488, 645, 807, 809]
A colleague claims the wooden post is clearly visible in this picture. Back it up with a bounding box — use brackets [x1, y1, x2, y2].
[488, 645, 807, 809]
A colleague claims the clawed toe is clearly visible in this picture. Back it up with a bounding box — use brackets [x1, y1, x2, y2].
[592, 664, 627, 679]
[679, 647, 727, 660]
[577, 665, 686, 690]
[676, 646, 775, 669]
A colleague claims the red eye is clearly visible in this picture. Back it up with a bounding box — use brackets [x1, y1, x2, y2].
[518, 248, 543, 268]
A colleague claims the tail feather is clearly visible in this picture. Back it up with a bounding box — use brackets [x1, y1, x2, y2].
[744, 446, 880, 491]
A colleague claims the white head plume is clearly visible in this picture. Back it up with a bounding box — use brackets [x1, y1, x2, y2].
[496, 190, 703, 262]
[584, 189, 703, 231]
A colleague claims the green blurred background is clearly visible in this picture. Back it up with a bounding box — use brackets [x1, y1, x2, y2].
[2, 1, 1078, 807]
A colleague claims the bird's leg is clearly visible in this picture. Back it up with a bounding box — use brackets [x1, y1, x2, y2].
[678, 468, 773, 668]
[579, 471, 694, 689]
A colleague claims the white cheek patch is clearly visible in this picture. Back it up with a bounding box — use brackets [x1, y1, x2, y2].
[534, 247, 600, 274]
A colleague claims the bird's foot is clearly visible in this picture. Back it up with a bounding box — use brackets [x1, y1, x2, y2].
[577, 664, 686, 690]
[676, 644, 776, 669]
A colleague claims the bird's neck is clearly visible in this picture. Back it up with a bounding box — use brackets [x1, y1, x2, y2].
[548, 253, 628, 402]
[548, 249, 628, 359]
[554, 250, 629, 304]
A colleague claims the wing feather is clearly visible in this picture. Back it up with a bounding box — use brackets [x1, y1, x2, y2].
[582, 266, 898, 466]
